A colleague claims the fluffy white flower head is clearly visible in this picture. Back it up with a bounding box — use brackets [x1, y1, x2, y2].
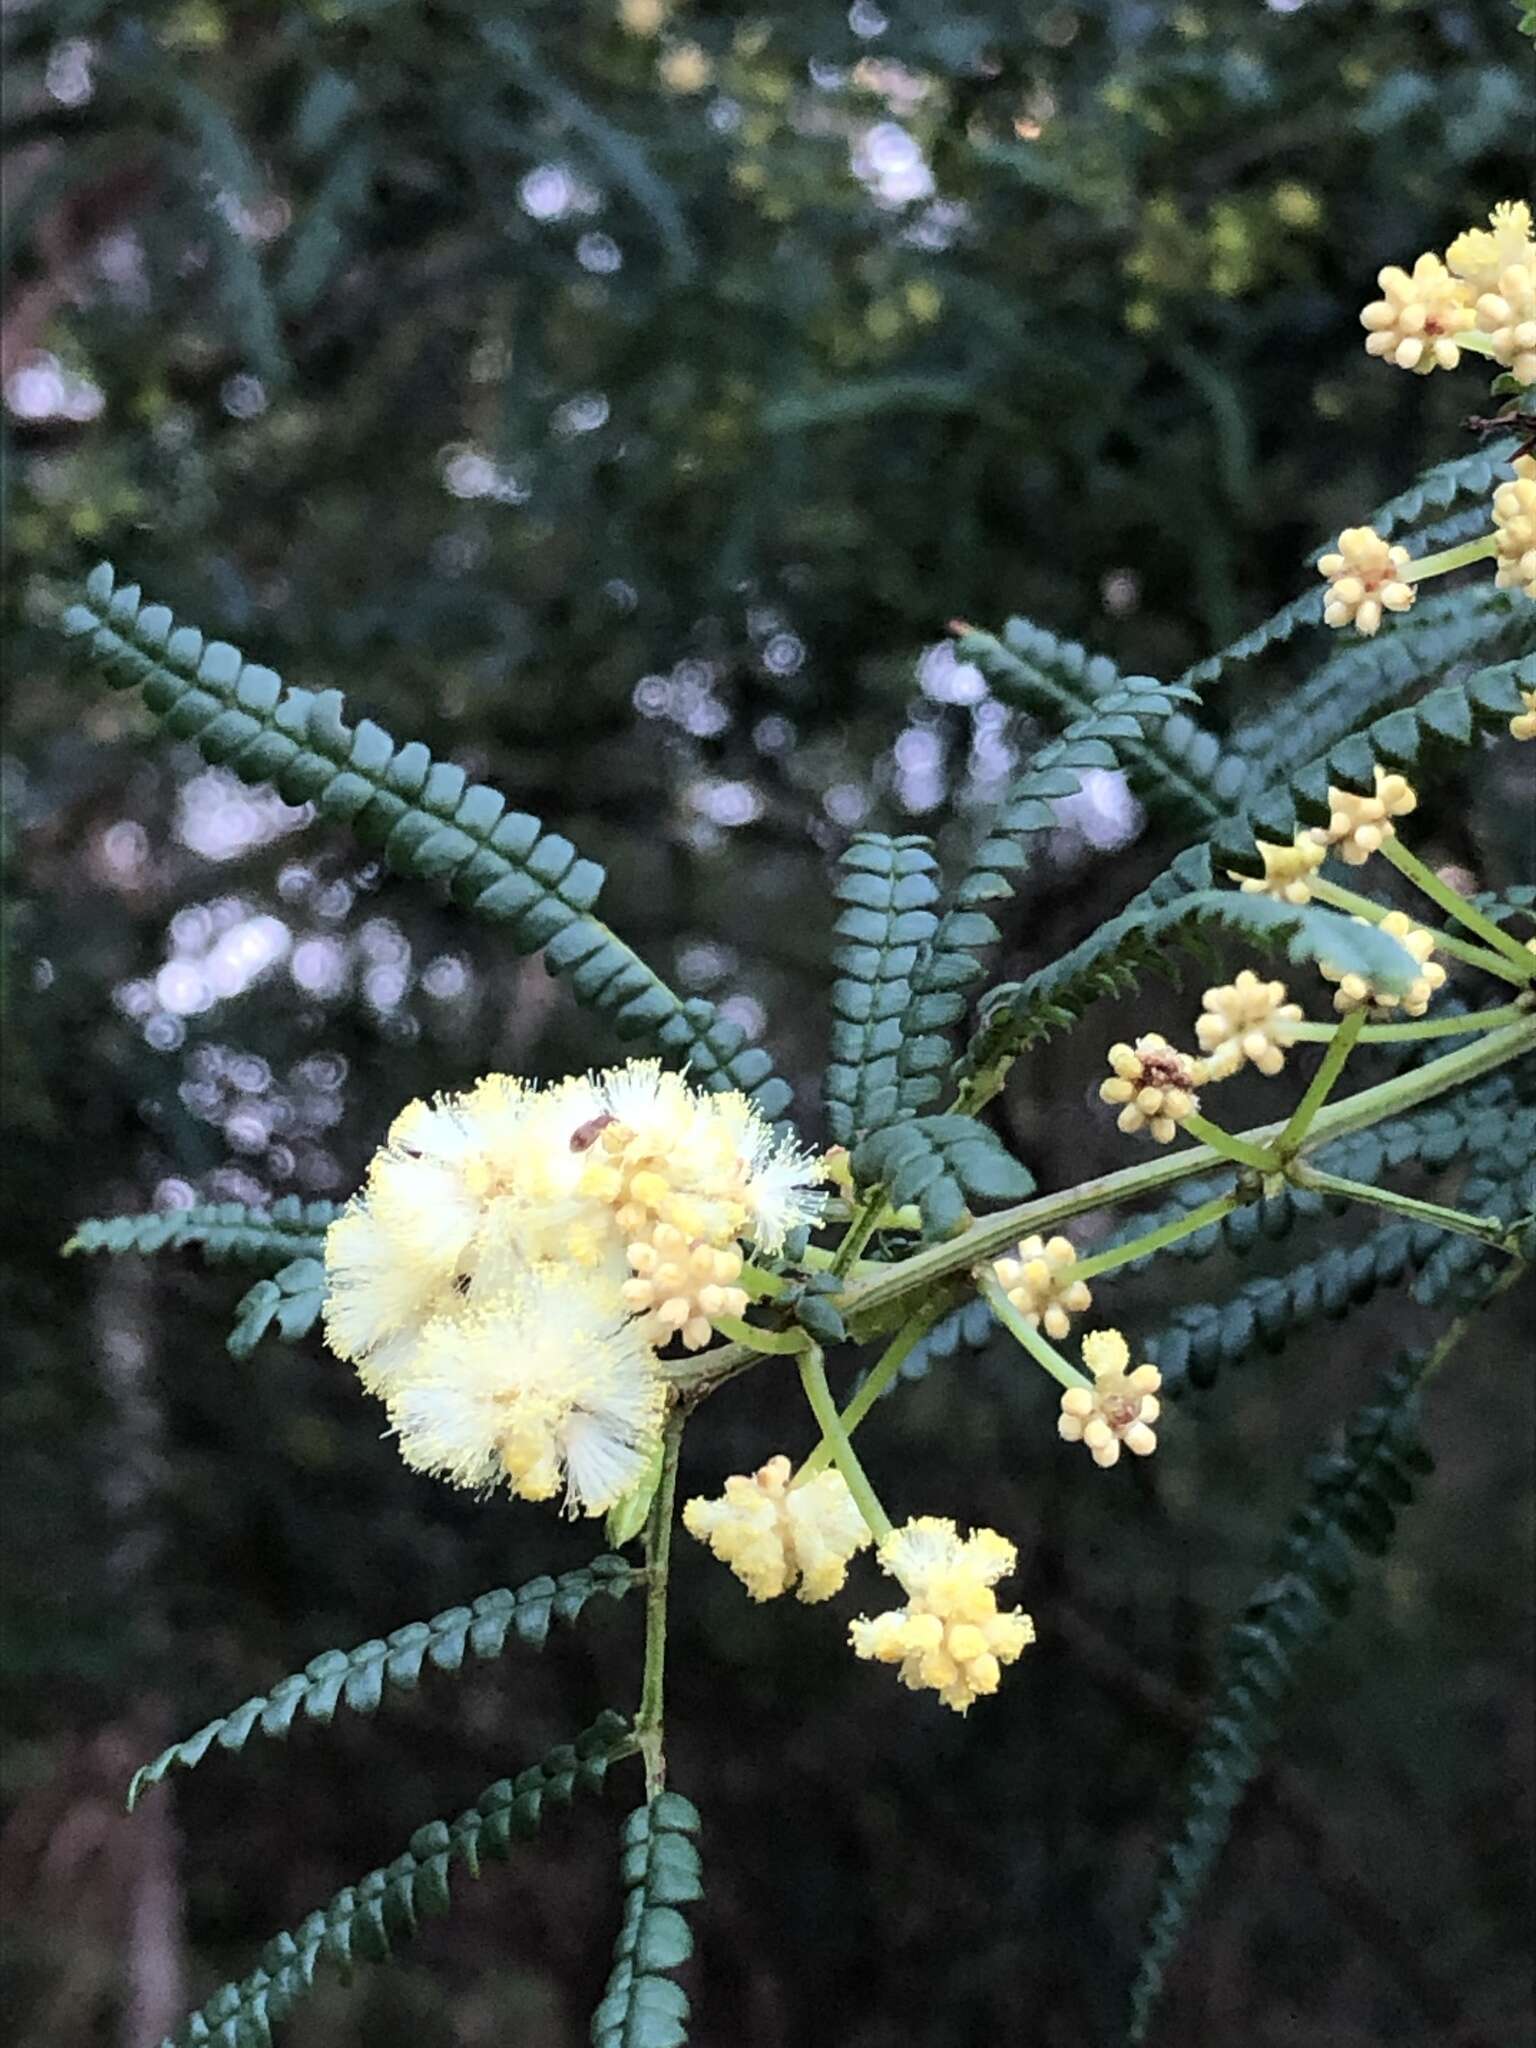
[386, 1266, 665, 1515]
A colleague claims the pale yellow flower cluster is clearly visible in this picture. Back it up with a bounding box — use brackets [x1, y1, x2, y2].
[682, 1455, 871, 1602]
[1362, 202, 1535, 383]
[1099, 1034, 1207, 1144]
[1232, 834, 1325, 905]
[991, 1232, 1092, 1340]
[1196, 970, 1304, 1079]
[1317, 527, 1416, 636]
[323, 1061, 824, 1515]
[850, 1518, 1035, 1714]
[1308, 767, 1418, 866]
[1493, 455, 1536, 604]
[1321, 910, 1445, 1018]
[1058, 1330, 1162, 1468]
[1512, 689, 1536, 743]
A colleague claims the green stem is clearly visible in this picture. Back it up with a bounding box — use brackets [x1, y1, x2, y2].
[976, 1270, 1093, 1390]
[1421, 1257, 1529, 1384]
[1402, 533, 1498, 582]
[796, 1343, 894, 1542]
[831, 1189, 885, 1277]
[795, 1295, 953, 1484]
[1310, 876, 1529, 984]
[1061, 1190, 1245, 1285]
[635, 1407, 684, 1800]
[1378, 839, 1536, 976]
[1181, 1111, 1278, 1172]
[830, 1016, 1536, 1337]
[1288, 1003, 1530, 1044]
[1274, 1008, 1365, 1156]
[1288, 1165, 1524, 1250]
[737, 1262, 788, 1300]
[711, 1313, 807, 1355]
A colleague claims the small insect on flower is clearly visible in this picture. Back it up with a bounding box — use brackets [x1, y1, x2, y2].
[1307, 766, 1418, 866]
[992, 1233, 1092, 1341]
[1100, 1034, 1206, 1144]
[1058, 1329, 1161, 1468]
[850, 1517, 1034, 1714]
[683, 1455, 871, 1602]
[1231, 834, 1324, 906]
[1317, 527, 1415, 636]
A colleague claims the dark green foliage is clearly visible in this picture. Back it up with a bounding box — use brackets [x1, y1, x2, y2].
[1146, 1221, 1445, 1393]
[58, 567, 790, 1117]
[824, 834, 941, 1144]
[1127, 1363, 1436, 2043]
[127, 1558, 636, 1809]
[228, 1257, 327, 1359]
[64, 1198, 337, 1266]
[1233, 585, 1527, 782]
[1181, 438, 1522, 689]
[591, 1792, 704, 2048]
[1213, 651, 1534, 878]
[851, 1115, 1034, 1239]
[894, 676, 1233, 1108]
[1414, 1149, 1536, 1312]
[792, 1271, 850, 1349]
[954, 621, 1233, 827]
[160, 1713, 632, 2048]
[964, 871, 1421, 1078]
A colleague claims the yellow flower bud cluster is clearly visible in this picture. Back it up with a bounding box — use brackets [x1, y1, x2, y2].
[1195, 970, 1304, 1079]
[850, 1518, 1034, 1714]
[683, 1455, 872, 1602]
[1100, 1034, 1207, 1144]
[1058, 1330, 1162, 1467]
[323, 1061, 825, 1515]
[1512, 689, 1536, 743]
[1232, 834, 1324, 905]
[1493, 455, 1536, 604]
[1362, 202, 1535, 384]
[991, 1233, 1092, 1340]
[1308, 767, 1418, 866]
[1321, 910, 1445, 1018]
[1317, 527, 1415, 636]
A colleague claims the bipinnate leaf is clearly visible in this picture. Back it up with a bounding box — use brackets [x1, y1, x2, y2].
[127, 1558, 636, 1808]
[161, 1712, 632, 2048]
[1126, 1365, 1435, 2041]
[58, 565, 789, 1115]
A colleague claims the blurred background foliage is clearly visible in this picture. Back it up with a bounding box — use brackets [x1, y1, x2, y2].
[2, 1, 1532, 2043]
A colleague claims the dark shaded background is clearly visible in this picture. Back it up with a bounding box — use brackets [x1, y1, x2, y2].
[3, 3, 1533, 2044]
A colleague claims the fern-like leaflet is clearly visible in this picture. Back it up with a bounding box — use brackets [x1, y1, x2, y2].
[160, 1713, 632, 2048]
[824, 833, 941, 1144]
[591, 1792, 704, 2048]
[64, 1198, 338, 1266]
[128, 1557, 636, 1808]
[59, 566, 790, 1115]
[1126, 1360, 1436, 2042]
